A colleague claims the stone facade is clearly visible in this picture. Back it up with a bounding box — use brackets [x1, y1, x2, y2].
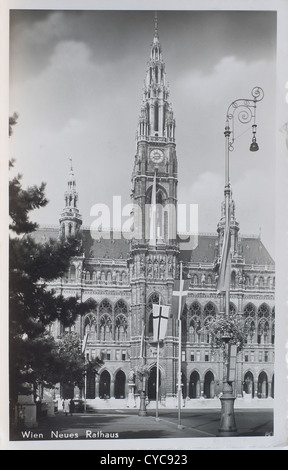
[36, 17, 275, 406]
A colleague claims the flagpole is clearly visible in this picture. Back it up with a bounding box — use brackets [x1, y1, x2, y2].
[149, 169, 157, 247]
[156, 298, 161, 421]
[156, 340, 160, 421]
[82, 333, 89, 412]
[138, 320, 147, 417]
[177, 261, 183, 428]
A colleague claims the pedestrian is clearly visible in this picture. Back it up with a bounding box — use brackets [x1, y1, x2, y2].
[69, 398, 75, 416]
[63, 398, 70, 416]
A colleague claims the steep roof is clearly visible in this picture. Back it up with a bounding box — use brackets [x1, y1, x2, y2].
[179, 234, 274, 266]
[30, 226, 274, 266]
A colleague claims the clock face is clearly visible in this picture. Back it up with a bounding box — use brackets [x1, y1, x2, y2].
[150, 149, 164, 164]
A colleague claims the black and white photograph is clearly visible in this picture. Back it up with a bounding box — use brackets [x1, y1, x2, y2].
[1, 0, 288, 451]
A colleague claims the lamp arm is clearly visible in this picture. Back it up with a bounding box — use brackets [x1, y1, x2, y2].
[225, 87, 264, 152]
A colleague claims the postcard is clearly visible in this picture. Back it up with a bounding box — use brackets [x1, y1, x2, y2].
[1, 0, 288, 452]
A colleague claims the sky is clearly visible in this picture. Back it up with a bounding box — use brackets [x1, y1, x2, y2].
[9, 9, 277, 258]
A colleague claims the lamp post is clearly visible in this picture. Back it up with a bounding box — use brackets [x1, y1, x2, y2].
[218, 86, 264, 436]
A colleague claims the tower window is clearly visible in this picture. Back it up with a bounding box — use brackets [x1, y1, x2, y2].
[154, 102, 159, 132]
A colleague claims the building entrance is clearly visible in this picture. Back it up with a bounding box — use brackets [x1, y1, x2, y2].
[115, 370, 126, 399]
[148, 366, 161, 400]
[99, 370, 111, 399]
[86, 371, 96, 399]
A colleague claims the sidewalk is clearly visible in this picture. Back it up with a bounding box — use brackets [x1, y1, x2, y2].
[10, 407, 273, 443]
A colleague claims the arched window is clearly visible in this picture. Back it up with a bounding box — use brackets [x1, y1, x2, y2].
[244, 303, 256, 318]
[115, 315, 128, 342]
[100, 314, 112, 342]
[189, 302, 202, 343]
[99, 300, 113, 341]
[203, 303, 216, 343]
[84, 313, 97, 342]
[189, 318, 201, 343]
[258, 303, 270, 318]
[115, 299, 128, 315]
[245, 319, 256, 344]
[189, 301, 201, 317]
[99, 299, 112, 314]
[181, 317, 187, 342]
[203, 302, 217, 319]
[231, 271, 236, 289]
[243, 303, 256, 344]
[258, 318, 269, 345]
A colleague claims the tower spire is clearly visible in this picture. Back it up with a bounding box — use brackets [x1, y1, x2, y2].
[217, 193, 240, 259]
[154, 11, 159, 39]
[136, 13, 176, 143]
[59, 158, 82, 238]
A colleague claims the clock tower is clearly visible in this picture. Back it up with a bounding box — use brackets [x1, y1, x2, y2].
[129, 14, 179, 402]
[131, 13, 178, 246]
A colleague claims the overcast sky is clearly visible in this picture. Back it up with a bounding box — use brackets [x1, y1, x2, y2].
[9, 9, 277, 257]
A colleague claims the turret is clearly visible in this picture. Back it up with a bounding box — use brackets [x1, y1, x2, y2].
[216, 193, 241, 259]
[59, 159, 82, 238]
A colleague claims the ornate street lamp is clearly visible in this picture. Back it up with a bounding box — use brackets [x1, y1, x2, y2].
[218, 86, 264, 436]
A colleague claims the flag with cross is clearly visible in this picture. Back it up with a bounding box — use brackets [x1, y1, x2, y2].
[172, 279, 189, 320]
[152, 304, 170, 342]
[216, 198, 232, 294]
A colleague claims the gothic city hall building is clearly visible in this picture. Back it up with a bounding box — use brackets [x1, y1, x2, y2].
[35, 18, 275, 407]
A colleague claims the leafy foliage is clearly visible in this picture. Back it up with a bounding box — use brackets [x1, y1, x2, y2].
[53, 333, 103, 390]
[207, 315, 248, 352]
[9, 116, 95, 402]
[9, 173, 48, 234]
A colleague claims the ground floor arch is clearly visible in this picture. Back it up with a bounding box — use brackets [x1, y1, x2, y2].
[258, 371, 268, 399]
[86, 371, 96, 399]
[147, 366, 161, 400]
[243, 371, 254, 397]
[99, 370, 111, 399]
[115, 370, 126, 399]
[189, 371, 201, 399]
[204, 371, 215, 398]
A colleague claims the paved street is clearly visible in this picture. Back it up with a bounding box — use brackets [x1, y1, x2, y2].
[10, 407, 273, 443]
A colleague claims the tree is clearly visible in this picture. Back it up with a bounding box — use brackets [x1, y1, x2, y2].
[32, 332, 103, 395]
[9, 117, 95, 404]
[207, 315, 248, 358]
